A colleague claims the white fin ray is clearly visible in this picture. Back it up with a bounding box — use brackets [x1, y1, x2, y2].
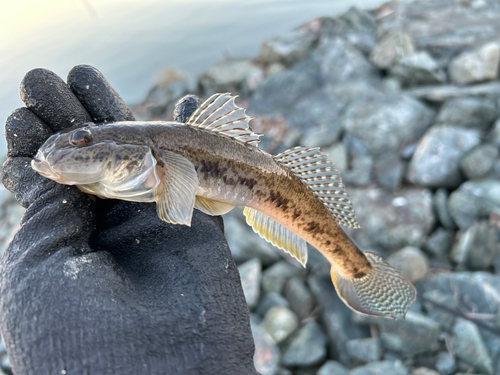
[243, 207, 308, 267]
[185, 93, 262, 147]
[274, 146, 360, 229]
[154, 150, 198, 226]
[195, 196, 235, 216]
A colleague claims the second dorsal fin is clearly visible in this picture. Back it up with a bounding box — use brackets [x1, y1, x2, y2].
[274, 146, 360, 229]
[185, 93, 263, 147]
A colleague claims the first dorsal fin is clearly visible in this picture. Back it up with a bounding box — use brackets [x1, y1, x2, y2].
[185, 93, 263, 147]
[274, 146, 360, 229]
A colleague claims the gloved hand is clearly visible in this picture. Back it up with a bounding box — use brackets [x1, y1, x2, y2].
[0, 65, 257, 375]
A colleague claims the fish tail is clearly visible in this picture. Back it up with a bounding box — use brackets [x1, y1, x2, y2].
[330, 252, 416, 319]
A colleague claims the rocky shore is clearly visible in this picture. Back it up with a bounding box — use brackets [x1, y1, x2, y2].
[2, 0, 500, 374]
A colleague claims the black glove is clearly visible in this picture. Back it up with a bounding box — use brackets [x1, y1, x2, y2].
[1, 65, 257, 375]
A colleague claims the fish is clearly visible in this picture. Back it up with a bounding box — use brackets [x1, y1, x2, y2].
[31, 93, 416, 319]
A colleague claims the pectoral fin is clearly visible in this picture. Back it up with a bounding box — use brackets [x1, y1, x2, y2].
[195, 196, 235, 216]
[153, 149, 198, 226]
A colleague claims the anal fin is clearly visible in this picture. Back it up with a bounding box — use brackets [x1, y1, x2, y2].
[243, 207, 307, 267]
[195, 196, 235, 216]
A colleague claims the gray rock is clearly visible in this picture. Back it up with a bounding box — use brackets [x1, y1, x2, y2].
[405, 82, 500, 102]
[449, 42, 500, 85]
[376, 311, 441, 355]
[259, 28, 317, 67]
[0, 186, 25, 258]
[301, 122, 341, 148]
[342, 155, 373, 187]
[323, 143, 348, 173]
[452, 318, 493, 374]
[338, 7, 377, 53]
[433, 188, 457, 230]
[282, 321, 327, 367]
[422, 289, 458, 331]
[317, 360, 349, 375]
[350, 360, 409, 375]
[407, 125, 481, 188]
[256, 292, 290, 317]
[261, 260, 307, 294]
[374, 153, 405, 190]
[346, 338, 382, 364]
[273, 368, 292, 375]
[238, 258, 262, 309]
[370, 31, 415, 69]
[451, 221, 499, 270]
[460, 144, 499, 180]
[436, 97, 498, 130]
[382, 77, 402, 95]
[251, 319, 280, 375]
[345, 188, 435, 251]
[490, 118, 500, 147]
[390, 52, 447, 85]
[435, 351, 457, 375]
[448, 179, 500, 229]
[410, 368, 439, 375]
[283, 277, 315, 321]
[424, 227, 453, 257]
[261, 307, 299, 345]
[387, 247, 429, 283]
[342, 94, 434, 156]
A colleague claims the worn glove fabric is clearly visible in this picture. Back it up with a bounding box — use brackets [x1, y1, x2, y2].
[0, 65, 257, 375]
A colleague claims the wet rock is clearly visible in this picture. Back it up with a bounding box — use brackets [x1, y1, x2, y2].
[405, 82, 500, 102]
[451, 318, 493, 374]
[350, 360, 409, 375]
[374, 153, 405, 190]
[256, 292, 290, 317]
[387, 246, 429, 283]
[433, 189, 457, 230]
[259, 28, 317, 67]
[436, 97, 498, 130]
[282, 321, 327, 367]
[370, 31, 415, 69]
[460, 144, 499, 180]
[447, 179, 500, 229]
[449, 42, 500, 85]
[238, 258, 262, 309]
[451, 221, 499, 270]
[411, 368, 439, 375]
[342, 94, 434, 156]
[323, 143, 347, 173]
[261, 260, 307, 294]
[345, 187, 434, 251]
[435, 351, 457, 375]
[424, 227, 452, 257]
[407, 125, 481, 188]
[422, 289, 458, 331]
[376, 311, 441, 355]
[283, 277, 315, 321]
[261, 307, 299, 344]
[390, 52, 447, 85]
[346, 338, 382, 364]
[317, 360, 349, 375]
[0, 186, 25, 258]
[342, 155, 373, 187]
[251, 319, 280, 375]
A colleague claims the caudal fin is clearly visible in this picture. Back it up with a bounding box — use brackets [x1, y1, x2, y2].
[330, 252, 416, 319]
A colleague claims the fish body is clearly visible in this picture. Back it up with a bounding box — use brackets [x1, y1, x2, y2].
[32, 93, 416, 318]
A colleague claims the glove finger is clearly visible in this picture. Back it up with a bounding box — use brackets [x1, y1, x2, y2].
[67, 65, 135, 123]
[174, 95, 201, 123]
[20, 68, 93, 133]
[5, 108, 53, 158]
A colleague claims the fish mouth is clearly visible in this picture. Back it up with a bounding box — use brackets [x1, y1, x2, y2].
[31, 151, 62, 181]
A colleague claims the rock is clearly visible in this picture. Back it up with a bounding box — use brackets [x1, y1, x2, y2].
[460, 144, 499, 180]
[238, 258, 262, 309]
[447, 179, 500, 229]
[0, 186, 25, 258]
[424, 227, 452, 257]
[317, 360, 349, 375]
[323, 143, 347, 173]
[301, 122, 341, 148]
[451, 318, 493, 374]
[422, 289, 458, 331]
[376, 311, 441, 355]
[283, 277, 315, 321]
[405, 82, 500, 102]
[273, 368, 292, 375]
[370, 31, 415, 69]
[350, 360, 409, 375]
[251, 319, 280, 375]
[259, 28, 317, 67]
[449, 42, 500, 85]
[342, 155, 373, 187]
[256, 292, 290, 317]
[407, 125, 481, 188]
[374, 153, 405, 190]
[345, 188, 434, 251]
[282, 321, 327, 367]
[338, 7, 377, 53]
[342, 94, 435, 156]
[390, 52, 447, 85]
[433, 188, 457, 230]
[387, 247, 429, 283]
[490, 118, 500, 147]
[346, 338, 382, 364]
[261, 307, 299, 345]
[435, 351, 457, 375]
[411, 368, 439, 375]
[261, 260, 307, 294]
[436, 97, 498, 130]
[451, 221, 499, 270]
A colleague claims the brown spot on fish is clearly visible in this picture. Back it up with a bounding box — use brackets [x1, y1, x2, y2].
[126, 161, 139, 172]
[266, 190, 290, 211]
[292, 209, 302, 220]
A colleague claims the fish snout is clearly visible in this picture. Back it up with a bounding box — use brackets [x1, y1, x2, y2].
[31, 151, 61, 181]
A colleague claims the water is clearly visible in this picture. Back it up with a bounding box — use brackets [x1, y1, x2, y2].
[0, 0, 388, 157]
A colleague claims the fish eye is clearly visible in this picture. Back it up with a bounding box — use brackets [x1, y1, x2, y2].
[70, 129, 93, 147]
